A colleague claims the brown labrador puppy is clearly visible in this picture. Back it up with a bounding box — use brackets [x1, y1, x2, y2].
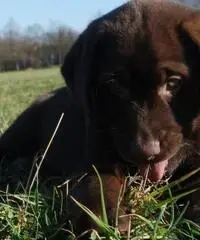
[61, 0, 200, 182]
[2, 0, 200, 235]
[61, 0, 200, 231]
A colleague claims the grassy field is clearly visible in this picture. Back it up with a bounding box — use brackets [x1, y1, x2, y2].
[0, 68, 200, 239]
[0, 67, 64, 133]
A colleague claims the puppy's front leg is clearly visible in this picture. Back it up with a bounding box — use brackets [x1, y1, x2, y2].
[68, 170, 129, 238]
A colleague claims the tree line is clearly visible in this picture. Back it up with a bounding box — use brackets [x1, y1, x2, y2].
[0, 18, 78, 72]
[1, 1, 199, 72]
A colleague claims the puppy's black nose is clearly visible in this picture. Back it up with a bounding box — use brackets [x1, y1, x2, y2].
[142, 140, 160, 157]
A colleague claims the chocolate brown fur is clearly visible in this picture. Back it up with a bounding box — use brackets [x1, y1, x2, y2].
[0, 87, 87, 176]
[2, 0, 200, 235]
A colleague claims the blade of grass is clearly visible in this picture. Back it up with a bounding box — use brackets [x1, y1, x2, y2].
[131, 213, 154, 230]
[70, 196, 120, 240]
[92, 165, 108, 225]
[166, 201, 189, 234]
[29, 113, 64, 192]
[156, 188, 199, 208]
[153, 204, 167, 239]
[151, 168, 200, 198]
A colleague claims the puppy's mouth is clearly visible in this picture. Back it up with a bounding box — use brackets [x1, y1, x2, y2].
[138, 159, 169, 182]
[118, 149, 171, 182]
[119, 149, 180, 182]
[138, 146, 183, 182]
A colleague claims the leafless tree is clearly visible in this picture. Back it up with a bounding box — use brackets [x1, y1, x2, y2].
[0, 18, 78, 71]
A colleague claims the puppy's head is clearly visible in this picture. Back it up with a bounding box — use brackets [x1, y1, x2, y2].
[61, 1, 200, 182]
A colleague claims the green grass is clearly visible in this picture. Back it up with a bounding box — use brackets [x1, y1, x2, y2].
[0, 67, 64, 133]
[0, 68, 200, 239]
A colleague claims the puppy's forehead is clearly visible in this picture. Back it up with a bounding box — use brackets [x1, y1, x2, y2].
[99, 1, 199, 63]
[147, 2, 192, 62]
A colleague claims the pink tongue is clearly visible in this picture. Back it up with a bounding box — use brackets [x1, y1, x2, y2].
[139, 159, 168, 182]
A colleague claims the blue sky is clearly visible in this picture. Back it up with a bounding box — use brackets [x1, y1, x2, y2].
[0, 0, 126, 32]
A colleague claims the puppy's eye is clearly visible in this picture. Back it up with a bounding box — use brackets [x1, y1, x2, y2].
[166, 75, 182, 93]
[159, 75, 182, 101]
[107, 79, 130, 99]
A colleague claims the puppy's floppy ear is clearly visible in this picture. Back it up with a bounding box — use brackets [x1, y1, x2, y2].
[61, 22, 99, 115]
[181, 14, 200, 46]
